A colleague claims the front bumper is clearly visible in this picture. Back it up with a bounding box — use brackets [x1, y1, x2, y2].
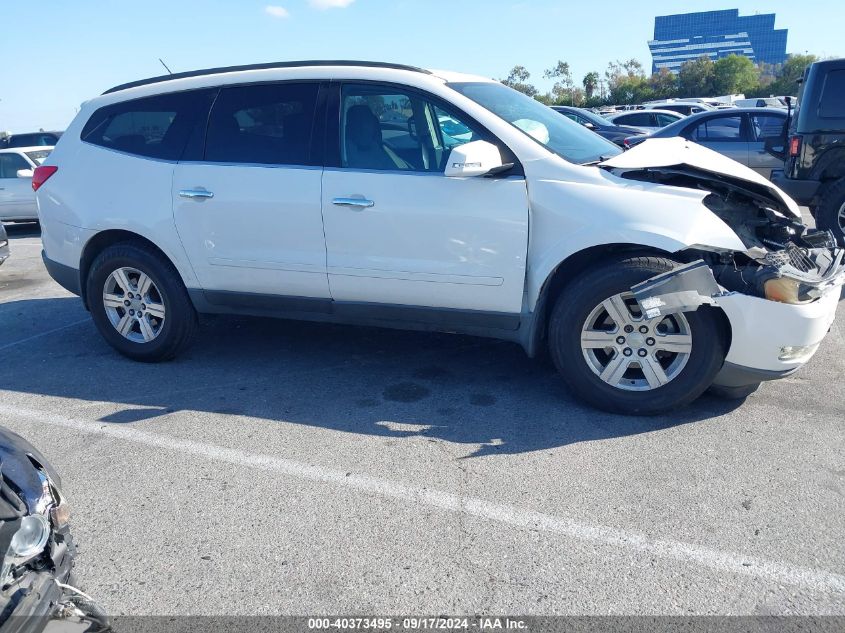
[633, 258, 843, 388]
[770, 170, 821, 207]
[716, 287, 840, 375]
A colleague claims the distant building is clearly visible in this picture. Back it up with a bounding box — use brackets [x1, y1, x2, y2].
[648, 9, 787, 74]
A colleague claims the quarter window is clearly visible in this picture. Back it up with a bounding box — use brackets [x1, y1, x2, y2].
[0, 153, 30, 178]
[82, 90, 215, 160]
[205, 83, 319, 166]
[751, 113, 786, 140]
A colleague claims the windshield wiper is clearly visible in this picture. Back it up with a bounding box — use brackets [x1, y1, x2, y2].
[580, 155, 613, 166]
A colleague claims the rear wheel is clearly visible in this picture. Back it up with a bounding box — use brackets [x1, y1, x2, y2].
[817, 178, 845, 246]
[548, 256, 726, 415]
[86, 242, 198, 362]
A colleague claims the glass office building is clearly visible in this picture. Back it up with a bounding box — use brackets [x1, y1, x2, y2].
[649, 9, 787, 73]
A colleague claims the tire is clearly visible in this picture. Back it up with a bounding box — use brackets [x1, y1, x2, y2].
[548, 255, 726, 415]
[86, 242, 198, 362]
[816, 178, 845, 246]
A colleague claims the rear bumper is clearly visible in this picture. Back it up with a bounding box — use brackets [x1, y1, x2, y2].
[41, 251, 81, 297]
[770, 170, 821, 207]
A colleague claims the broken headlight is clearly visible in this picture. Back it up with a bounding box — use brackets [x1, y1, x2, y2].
[763, 277, 815, 305]
[8, 514, 50, 561]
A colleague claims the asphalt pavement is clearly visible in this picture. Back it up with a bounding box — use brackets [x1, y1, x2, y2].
[0, 222, 843, 615]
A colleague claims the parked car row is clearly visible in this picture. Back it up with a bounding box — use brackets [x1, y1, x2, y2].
[622, 107, 788, 178]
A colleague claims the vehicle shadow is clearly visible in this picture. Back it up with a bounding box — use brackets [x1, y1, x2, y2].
[0, 296, 746, 458]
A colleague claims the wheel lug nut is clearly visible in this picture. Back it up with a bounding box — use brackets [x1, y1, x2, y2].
[141, 304, 146, 310]
[646, 337, 655, 346]
[127, 292, 133, 299]
[639, 325, 648, 334]
[124, 300, 131, 307]
[623, 348, 633, 357]
[638, 349, 648, 357]
[624, 325, 634, 333]
[129, 309, 135, 316]
[616, 336, 626, 345]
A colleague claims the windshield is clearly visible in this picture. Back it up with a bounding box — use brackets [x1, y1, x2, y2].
[25, 150, 51, 164]
[449, 82, 621, 164]
[572, 108, 613, 127]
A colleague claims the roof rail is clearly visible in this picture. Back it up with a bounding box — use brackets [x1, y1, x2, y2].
[103, 60, 432, 95]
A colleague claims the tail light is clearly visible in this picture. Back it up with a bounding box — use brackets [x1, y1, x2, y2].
[788, 136, 802, 158]
[32, 166, 58, 192]
[623, 138, 632, 149]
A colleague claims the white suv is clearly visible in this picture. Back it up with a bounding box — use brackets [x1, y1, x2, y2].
[35, 61, 844, 414]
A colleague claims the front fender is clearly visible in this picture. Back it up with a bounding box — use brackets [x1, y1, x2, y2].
[526, 176, 746, 310]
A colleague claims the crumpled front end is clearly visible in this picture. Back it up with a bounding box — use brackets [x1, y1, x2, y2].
[603, 138, 845, 388]
[630, 233, 844, 389]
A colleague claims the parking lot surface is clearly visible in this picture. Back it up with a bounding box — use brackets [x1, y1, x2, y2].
[1, 223, 844, 615]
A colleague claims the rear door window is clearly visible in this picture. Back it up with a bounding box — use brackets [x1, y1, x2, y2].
[690, 115, 745, 141]
[82, 90, 215, 160]
[616, 112, 651, 126]
[204, 82, 319, 166]
[819, 69, 845, 119]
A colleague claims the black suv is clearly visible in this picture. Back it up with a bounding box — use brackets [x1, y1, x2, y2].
[771, 58, 845, 244]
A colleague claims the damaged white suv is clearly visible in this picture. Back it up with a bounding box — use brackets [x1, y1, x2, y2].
[35, 61, 844, 414]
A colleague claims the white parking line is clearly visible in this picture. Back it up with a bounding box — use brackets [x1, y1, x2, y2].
[0, 318, 90, 352]
[4, 403, 845, 596]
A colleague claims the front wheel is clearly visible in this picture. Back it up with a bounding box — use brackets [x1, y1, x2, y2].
[86, 242, 198, 362]
[548, 256, 726, 415]
[817, 178, 845, 247]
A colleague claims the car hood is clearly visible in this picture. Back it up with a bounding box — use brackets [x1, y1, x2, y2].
[0, 426, 60, 515]
[600, 137, 801, 219]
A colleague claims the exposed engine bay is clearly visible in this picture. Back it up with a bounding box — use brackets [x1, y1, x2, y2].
[608, 165, 845, 307]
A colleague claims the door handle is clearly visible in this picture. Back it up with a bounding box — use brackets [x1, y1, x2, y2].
[179, 189, 214, 200]
[332, 197, 374, 209]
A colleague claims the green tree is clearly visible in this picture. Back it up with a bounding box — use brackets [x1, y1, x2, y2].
[582, 72, 600, 100]
[501, 65, 538, 97]
[648, 68, 678, 100]
[678, 56, 715, 97]
[544, 60, 574, 104]
[712, 54, 760, 95]
[768, 54, 818, 97]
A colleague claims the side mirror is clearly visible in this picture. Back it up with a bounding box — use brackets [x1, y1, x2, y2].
[584, 122, 596, 130]
[16, 169, 34, 179]
[444, 140, 504, 178]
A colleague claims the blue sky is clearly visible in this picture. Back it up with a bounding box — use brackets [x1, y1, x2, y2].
[1, 1, 840, 132]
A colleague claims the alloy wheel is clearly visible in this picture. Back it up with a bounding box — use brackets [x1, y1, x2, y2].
[580, 292, 692, 391]
[102, 267, 166, 343]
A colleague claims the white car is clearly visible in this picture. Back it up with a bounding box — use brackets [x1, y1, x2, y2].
[0, 147, 52, 221]
[605, 109, 685, 133]
[35, 61, 844, 415]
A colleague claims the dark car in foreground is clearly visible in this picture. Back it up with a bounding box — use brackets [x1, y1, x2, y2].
[0, 427, 109, 632]
[770, 58, 845, 245]
[551, 106, 647, 147]
[623, 107, 788, 179]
